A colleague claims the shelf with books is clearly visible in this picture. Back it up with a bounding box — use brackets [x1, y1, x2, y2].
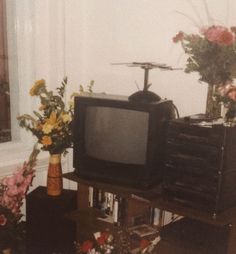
[63, 172, 236, 254]
[63, 172, 164, 234]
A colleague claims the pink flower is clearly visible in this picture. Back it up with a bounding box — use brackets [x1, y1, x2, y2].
[6, 185, 18, 196]
[0, 167, 35, 216]
[203, 25, 234, 46]
[2, 176, 16, 186]
[25, 172, 35, 186]
[15, 172, 25, 184]
[0, 214, 7, 226]
[0, 147, 38, 226]
[1, 195, 15, 211]
[203, 25, 226, 41]
[173, 31, 184, 43]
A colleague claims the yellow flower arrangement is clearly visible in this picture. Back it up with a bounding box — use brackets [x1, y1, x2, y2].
[18, 77, 94, 155]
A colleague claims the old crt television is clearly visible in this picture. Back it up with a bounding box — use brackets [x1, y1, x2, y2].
[73, 94, 175, 187]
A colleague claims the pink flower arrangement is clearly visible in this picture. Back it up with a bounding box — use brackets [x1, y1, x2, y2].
[173, 24, 236, 120]
[0, 163, 35, 217]
[173, 25, 236, 86]
[0, 145, 39, 250]
[173, 25, 236, 46]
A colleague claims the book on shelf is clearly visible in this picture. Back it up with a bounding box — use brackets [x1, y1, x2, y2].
[128, 224, 159, 238]
[88, 186, 162, 227]
[88, 186, 94, 207]
[88, 186, 126, 225]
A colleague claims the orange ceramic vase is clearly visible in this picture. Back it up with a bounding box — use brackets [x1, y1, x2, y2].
[47, 154, 63, 196]
[2, 248, 12, 254]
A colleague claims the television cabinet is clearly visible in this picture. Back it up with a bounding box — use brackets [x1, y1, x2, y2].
[64, 172, 236, 254]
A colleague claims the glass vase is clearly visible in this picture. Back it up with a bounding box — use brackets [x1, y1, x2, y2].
[205, 84, 221, 119]
[47, 154, 63, 196]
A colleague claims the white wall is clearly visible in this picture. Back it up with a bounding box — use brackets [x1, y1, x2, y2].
[2, 0, 236, 187]
[64, 0, 236, 117]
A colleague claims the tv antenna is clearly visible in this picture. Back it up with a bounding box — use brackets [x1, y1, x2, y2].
[112, 62, 182, 103]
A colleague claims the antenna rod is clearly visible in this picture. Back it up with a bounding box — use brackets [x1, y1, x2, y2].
[143, 67, 149, 91]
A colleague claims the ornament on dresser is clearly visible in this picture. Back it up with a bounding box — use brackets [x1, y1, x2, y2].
[173, 24, 236, 119]
[17, 77, 94, 196]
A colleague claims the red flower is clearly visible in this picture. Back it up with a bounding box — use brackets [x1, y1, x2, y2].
[80, 240, 93, 253]
[97, 236, 106, 246]
[217, 30, 234, 46]
[101, 232, 109, 241]
[172, 31, 184, 43]
[140, 239, 150, 249]
[0, 214, 7, 226]
[96, 232, 109, 245]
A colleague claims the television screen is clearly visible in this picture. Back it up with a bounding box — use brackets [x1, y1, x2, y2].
[84, 106, 149, 165]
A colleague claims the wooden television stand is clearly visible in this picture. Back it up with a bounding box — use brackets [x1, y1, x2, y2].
[64, 172, 236, 254]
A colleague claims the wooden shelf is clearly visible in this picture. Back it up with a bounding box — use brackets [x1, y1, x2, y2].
[66, 208, 116, 229]
[63, 171, 161, 201]
[63, 171, 236, 254]
[63, 172, 236, 226]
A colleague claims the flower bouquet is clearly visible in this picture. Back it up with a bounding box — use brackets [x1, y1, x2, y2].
[17, 77, 94, 155]
[17, 77, 93, 195]
[17, 78, 74, 155]
[17, 77, 74, 195]
[173, 25, 236, 118]
[0, 146, 39, 252]
[76, 230, 160, 254]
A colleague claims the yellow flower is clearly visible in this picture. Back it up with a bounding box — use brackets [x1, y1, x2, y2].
[61, 113, 72, 123]
[29, 79, 46, 96]
[46, 111, 57, 125]
[41, 136, 52, 147]
[42, 112, 60, 133]
[42, 123, 54, 134]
